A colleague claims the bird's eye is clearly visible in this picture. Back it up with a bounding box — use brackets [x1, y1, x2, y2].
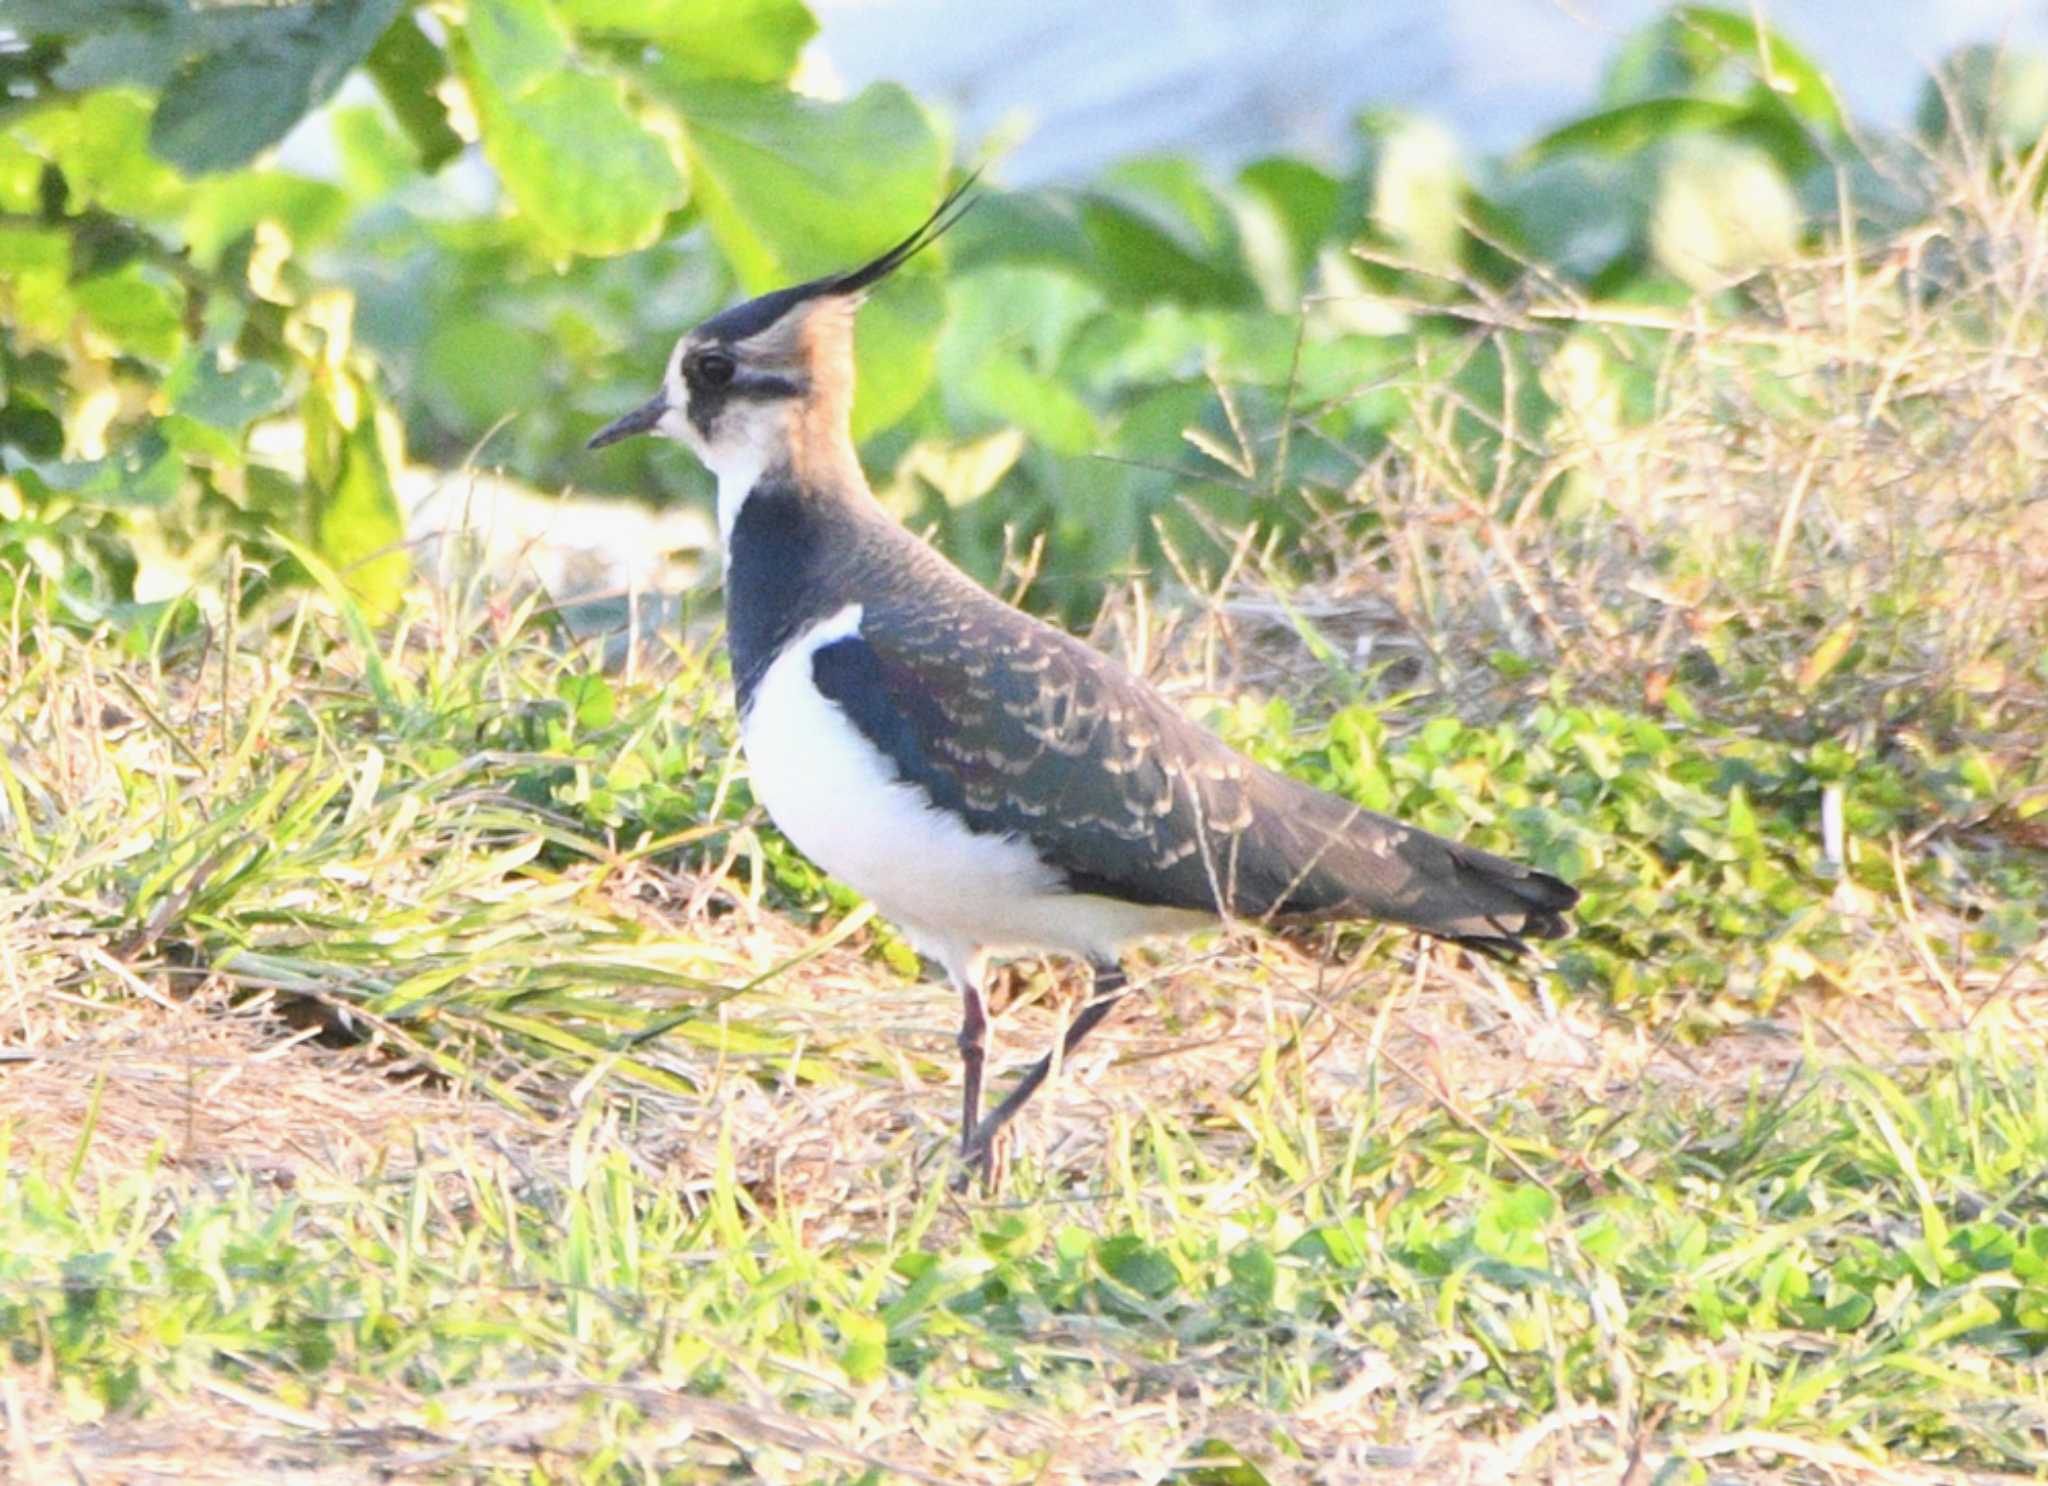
[695, 350, 736, 388]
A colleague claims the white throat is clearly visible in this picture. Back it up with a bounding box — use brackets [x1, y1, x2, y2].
[661, 395, 789, 563]
[711, 446, 770, 558]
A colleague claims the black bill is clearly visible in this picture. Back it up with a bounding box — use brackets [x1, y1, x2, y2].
[586, 394, 667, 449]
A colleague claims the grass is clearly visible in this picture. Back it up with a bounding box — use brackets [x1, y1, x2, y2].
[5, 164, 2048, 1483]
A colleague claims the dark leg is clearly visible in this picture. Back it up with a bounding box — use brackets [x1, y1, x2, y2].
[956, 971, 989, 1156]
[962, 960, 1129, 1181]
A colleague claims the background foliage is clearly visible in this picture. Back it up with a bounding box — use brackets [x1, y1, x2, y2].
[6, 1, 2040, 622]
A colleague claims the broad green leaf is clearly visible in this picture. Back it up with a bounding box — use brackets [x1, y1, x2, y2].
[556, 672, 617, 729]
[150, 0, 406, 174]
[1079, 196, 1255, 308]
[561, 0, 817, 83]
[165, 347, 291, 431]
[958, 352, 1096, 454]
[181, 172, 350, 266]
[850, 274, 943, 439]
[1227, 1242, 1278, 1310]
[482, 76, 688, 256]
[26, 429, 181, 508]
[7, 0, 181, 30]
[422, 317, 549, 428]
[658, 78, 943, 284]
[306, 377, 408, 617]
[0, 225, 73, 342]
[938, 264, 1102, 449]
[1237, 155, 1343, 295]
[75, 266, 185, 365]
[1674, 6, 1849, 139]
[1095, 1234, 1179, 1300]
[465, 0, 570, 86]
[332, 103, 419, 197]
[1105, 156, 1238, 255]
[1496, 155, 1648, 280]
[0, 402, 63, 461]
[0, 137, 42, 212]
[18, 91, 189, 219]
[1796, 619, 1858, 692]
[835, 1307, 886, 1385]
[459, 0, 687, 257]
[52, 22, 184, 93]
[1526, 97, 1753, 162]
[1178, 1440, 1275, 1486]
[364, 15, 464, 170]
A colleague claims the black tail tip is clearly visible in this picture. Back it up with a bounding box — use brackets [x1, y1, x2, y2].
[1449, 870, 1579, 960]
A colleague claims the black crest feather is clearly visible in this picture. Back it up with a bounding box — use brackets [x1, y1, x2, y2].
[825, 168, 982, 297]
[694, 170, 983, 344]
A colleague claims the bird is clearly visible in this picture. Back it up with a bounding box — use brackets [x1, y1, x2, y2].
[588, 177, 1579, 1183]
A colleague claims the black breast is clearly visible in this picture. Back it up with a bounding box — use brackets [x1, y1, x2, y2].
[723, 479, 929, 713]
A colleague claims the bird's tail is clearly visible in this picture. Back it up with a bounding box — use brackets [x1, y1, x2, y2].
[1413, 836, 1579, 958]
[1256, 790, 1581, 959]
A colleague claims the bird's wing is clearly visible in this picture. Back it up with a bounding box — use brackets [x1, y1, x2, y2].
[808, 592, 1576, 955]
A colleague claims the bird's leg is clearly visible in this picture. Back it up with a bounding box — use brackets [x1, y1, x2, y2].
[955, 968, 989, 1158]
[962, 960, 1129, 1182]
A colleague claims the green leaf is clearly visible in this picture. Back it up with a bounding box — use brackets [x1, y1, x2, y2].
[0, 224, 77, 341]
[835, 1307, 886, 1385]
[1918, 43, 2048, 150]
[959, 352, 1097, 454]
[51, 18, 185, 93]
[1363, 113, 1467, 276]
[1096, 1234, 1179, 1300]
[165, 347, 290, 431]
[1526, 97, 1754, 161]
[460, 0, 687, 257]
[0, 401, 64, 461]
[850, 274, 944, 440]
[1673, 6, 1848, 139]
[1237, 155, 1343, 295]
[9, 0, 182, 31]
[561, 0, 817, 83]
[659, 79, 943, 285]
[19, 91, 189, 219]
[1175, 1440, 1274, 1486]
[364, 15, 464, 171]
[1796, 621, 1858, 692]
[181, 173, 349, 266]
[1474, 1184, 1555, 1268]
[75, 266, 185, 365]
[556, 673, 616, 730]
[1226, 1242, 1277, 1311]
[150, 0, 407, 174]
[421, 317, 549, 428]
[332, 104, 420, 197]
[1079, 194, 1255, 307]
[27, 429, 181, 508]
[306, 378, 408, 617]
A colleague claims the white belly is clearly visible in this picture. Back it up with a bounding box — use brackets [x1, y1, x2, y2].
[738, 605, 1208, 978]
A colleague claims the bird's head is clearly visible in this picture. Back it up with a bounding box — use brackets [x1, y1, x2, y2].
[587, 176, 978, 499]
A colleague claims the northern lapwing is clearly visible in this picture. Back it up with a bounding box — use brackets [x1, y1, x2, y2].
[589, 179, 1579, 1182]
